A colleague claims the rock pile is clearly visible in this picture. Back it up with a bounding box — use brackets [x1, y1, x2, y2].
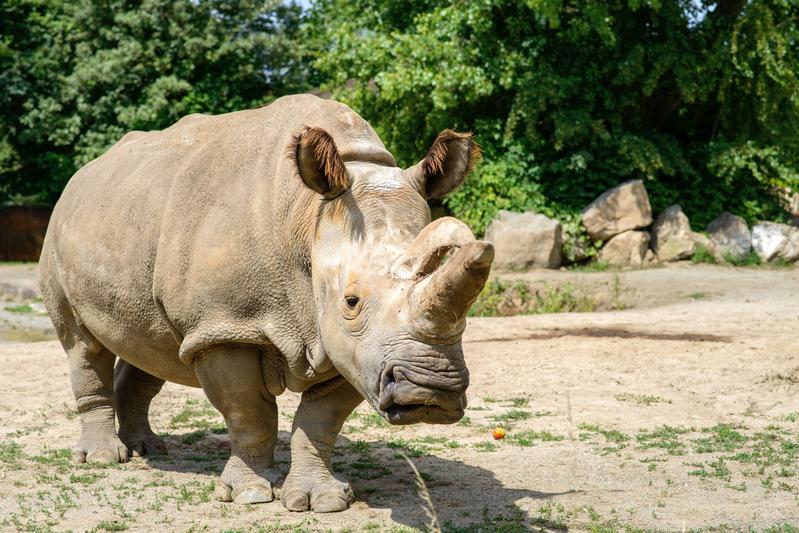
[483, 180, 799, 270]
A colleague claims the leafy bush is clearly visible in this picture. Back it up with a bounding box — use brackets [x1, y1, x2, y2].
[444, 143, 547, 236]
[308, 0, 799, 230]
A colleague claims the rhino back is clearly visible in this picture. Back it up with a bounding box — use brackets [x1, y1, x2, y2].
[45, 94, 393, 388]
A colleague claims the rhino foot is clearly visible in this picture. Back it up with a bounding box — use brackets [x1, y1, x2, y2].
[118, 429, 167, 457]
[214, 478, 278, 504]
[281, 472, 354, 513]
[215, 454, 283, 505]
[72, 435, 129, 465]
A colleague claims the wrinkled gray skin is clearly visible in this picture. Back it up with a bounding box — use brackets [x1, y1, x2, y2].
[39, 94, 493, 512]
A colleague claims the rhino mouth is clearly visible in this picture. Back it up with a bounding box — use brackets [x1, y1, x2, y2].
[377, 359, 468, 425]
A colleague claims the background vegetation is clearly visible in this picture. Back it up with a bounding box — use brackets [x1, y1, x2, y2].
[2, 0, 798, 233]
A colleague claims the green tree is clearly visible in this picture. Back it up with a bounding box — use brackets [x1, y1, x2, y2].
[1, 0, 306, 204]
[305, 0, 799, 232]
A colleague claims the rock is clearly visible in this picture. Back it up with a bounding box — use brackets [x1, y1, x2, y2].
[751, 222, 793, 262]
[599, 230, 650, 267]
[651, 205, 695, 261]
[485, 210, 562, 269]
[581, 180, 653, 241]
[778, 227, 799, 262]
[706, 212, 751, 261]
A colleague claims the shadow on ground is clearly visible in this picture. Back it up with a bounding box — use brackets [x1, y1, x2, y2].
[145, 430, 565, 530]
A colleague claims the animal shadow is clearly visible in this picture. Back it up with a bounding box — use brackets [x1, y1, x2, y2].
[146, 430, 569, 530]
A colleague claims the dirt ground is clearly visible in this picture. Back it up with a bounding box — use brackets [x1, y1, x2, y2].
[1, 262, 798, 532]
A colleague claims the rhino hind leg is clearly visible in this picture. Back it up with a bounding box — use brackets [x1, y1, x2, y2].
[282, 379, 363, 513]
[114, 360, 166, 457]
[193, 344, 282, 505]
[41, 273, 128, 465]
[64, 342, 129, 464]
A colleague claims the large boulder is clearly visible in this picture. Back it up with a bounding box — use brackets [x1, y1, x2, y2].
[581, 180, 652, 241]
[706, 212, 751, 261]
[751, 222, 793, 262]
[485, 210, 562, 269]
[779, 227, 799, 262]
[651, 205, 694, 261]
[599, 230, 650, 267]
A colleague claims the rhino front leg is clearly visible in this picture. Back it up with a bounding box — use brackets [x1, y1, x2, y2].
[193, 344, 281, 504]
[282, 379, 363, 513]
[114, 360, 167, 457]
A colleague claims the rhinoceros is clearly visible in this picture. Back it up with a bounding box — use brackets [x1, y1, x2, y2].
[39, 94, 493, 512]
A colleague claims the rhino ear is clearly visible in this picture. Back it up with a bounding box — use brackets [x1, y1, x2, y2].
[292, 126, 349, 198]
[408, 130, 481, 199]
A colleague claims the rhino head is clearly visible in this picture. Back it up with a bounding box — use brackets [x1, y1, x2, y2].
[293, 127, 493, 425]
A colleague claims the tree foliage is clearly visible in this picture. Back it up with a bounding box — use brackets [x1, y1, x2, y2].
[2, 0, 798, 232]
[305, 0, 799, 232]
[1, 0, 305, 204]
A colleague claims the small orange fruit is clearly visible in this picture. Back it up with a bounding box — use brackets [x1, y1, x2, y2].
[492, 427, 506, 440]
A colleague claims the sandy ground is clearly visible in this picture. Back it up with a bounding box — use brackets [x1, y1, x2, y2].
[1, 262, 798, 532]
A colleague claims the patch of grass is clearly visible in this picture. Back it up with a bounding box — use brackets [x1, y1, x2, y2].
[95, 520, 128, 531]
[507, 430, 564, 446]
[532, 501, 569, 530]
[457, 416, 471, 426]
[181, 430, 207, 445]
[31, 447, 72, 470]
[609, 272, 627, 311]
[687, 291, 709, 300]
[387, 439, 425, 458]
[615, 393, 670, 406]
[473, 441, 498, 452]
[349, 457, 391, 479]
[69, 472, 107, 484]
[532, 282, 597, 314]
[415, 435, 462, 449]
[691, 244, 717, 264]
[348, 440, 371, 454]
[490, 409, 531, 426]
[782, 412, 798, 422]
[468, 279, 511, 317]
[636, 425, 690, 455]
[469, 279, 596, 317]
[569, 260, 610, 272]
[0, 440, 25, 468]
[578, 423, 630, 454]
[442, 505, 528, 533]
[346, 411, 390, 431]
[169, 399, 221, 430]
[509, 397, 529, 408]
[6, 303, 34, 314]
[578, 424, 629, 444]
[693, 424, 748, 453]
[708, 457, 731, 480]
[770, 256, 794, 268]
[724, 250, 761, 267]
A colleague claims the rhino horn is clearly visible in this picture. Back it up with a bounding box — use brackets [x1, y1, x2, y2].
[397, 218, 493, 341]
[389, 217, 476, 280]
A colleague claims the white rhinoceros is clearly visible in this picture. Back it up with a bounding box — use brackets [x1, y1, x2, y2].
[39, 94, 493, 512]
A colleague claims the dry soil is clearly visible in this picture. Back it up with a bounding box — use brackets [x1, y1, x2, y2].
[0, 262, 798, 532]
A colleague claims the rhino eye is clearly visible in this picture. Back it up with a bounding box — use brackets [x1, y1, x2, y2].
[345, 296, 360, 309]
